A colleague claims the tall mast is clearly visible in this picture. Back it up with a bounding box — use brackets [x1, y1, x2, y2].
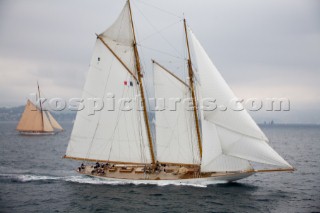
[183, 19, 203, 160]
[128, 0, 156, 165]
[37, 81, 44, 131]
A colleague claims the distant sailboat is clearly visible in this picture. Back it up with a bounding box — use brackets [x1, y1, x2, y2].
[64, 1, 293, 184]
[16, 83, 64, 135]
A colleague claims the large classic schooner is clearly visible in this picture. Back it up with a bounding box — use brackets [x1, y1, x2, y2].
[64, 1, 294, 184]
[16, 82, 64, 135]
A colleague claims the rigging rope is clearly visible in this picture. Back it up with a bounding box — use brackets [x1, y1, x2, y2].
[137, 44, 185, 60]
[136, 0, 183, 19]
[139, 20, 182, 42]
[132, 1, 184, 58]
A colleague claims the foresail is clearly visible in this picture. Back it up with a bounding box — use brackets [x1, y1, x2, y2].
[201, 112, 252, 172]
[16, 100, 44, 132]
[203, 154, 252, 172]
[153, 63, 200, 165]
[188, 28, 292, 169]
[216, 125, 291, 167]
[47, 111, 63, 130]
[42, 111, 54, 132]
[66, 2, 151, 164]
[189, 30, 266, 141]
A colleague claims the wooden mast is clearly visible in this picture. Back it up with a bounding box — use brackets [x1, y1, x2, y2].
[183, 19, 203, 159]
[37, 81, 44, 132]
[96, 34, 138, 82]
[128, 0, 156, 165]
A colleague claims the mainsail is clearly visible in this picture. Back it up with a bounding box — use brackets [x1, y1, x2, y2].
[16, 100, 62, 132]
[16, 100, 45, 132]
[65, 2, 151, 164]
[153, 62, 200, 165]
[187, 28, 292, 171]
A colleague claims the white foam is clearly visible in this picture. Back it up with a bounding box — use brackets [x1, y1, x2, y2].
[19, 174, 61, 182]
[0, 174, 60, 182]
[0, 173, 217, 187]
[66, 176, 210, 187]
[63, 176, 126, 185]
[124, 180, 209, 188]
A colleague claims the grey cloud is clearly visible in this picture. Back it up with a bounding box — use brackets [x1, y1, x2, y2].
[0, 0, 319, 123]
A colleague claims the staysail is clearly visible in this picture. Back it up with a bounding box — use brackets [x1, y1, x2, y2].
[201, 118, 252, 172]
[65, 2, 151, 164]
[46, 111, 64, 131]
[187, 28, 292, 171]
[42, 111, 54, 132]
[153, 62, 200, 165]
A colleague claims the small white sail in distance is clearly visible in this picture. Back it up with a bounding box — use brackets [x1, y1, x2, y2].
[186, 27, 292, 170]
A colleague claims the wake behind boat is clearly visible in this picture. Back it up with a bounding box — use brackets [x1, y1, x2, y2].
[64, 0, 294, 184]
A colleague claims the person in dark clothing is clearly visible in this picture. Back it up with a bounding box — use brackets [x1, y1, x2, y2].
[94, 162, 100, 169]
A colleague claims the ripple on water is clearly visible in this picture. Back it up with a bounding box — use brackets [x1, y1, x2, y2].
[0, 123, 320, 212]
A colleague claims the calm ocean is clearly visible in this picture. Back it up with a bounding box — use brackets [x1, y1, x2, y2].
[0, 121, 319, 212]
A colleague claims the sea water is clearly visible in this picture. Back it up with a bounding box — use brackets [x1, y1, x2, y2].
[0, 121, 319, 212]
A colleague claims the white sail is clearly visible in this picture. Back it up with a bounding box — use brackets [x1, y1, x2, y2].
[216, 125, 291, 167]
[153, 62, 200, 165]
[188, 28, 292, 169]
[201, 119, 252, 172]
[66, 2, 151, 164]
[99, 1, 135, 74]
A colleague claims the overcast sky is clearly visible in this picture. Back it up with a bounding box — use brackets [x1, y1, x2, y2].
[0, 0, 319, 123]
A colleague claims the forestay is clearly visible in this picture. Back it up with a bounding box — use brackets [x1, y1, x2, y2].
[188, 28, 292, 169]
[66, 2, 151, 164]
